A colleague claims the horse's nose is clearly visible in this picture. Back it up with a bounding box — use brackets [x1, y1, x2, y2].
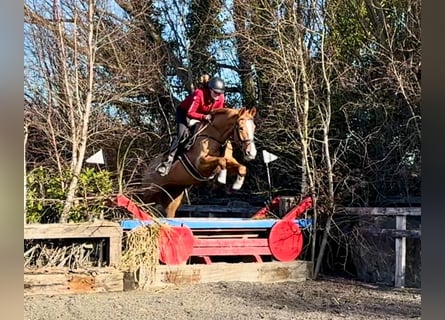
[245, 143, 257, 161]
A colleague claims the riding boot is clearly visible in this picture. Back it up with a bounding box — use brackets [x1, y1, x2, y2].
[156, 137, 179, 176]
[183, 125, 196, 151]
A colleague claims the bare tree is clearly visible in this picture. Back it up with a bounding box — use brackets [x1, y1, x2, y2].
[24, 0, 166, 222]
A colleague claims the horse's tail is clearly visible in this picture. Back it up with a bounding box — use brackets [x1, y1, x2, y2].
[142, 154, 164, 186]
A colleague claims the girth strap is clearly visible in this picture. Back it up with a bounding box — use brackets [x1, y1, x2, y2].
[178, 154, 210, 182]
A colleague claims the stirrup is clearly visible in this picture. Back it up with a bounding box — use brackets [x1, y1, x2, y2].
[156, 162, 170, 176]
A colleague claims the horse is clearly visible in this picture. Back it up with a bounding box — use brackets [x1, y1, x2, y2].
[142, 107, 258, 218]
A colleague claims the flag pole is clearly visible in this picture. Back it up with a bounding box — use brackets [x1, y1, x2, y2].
[262, 149, 278, 202]
[265, 162, 272, 201]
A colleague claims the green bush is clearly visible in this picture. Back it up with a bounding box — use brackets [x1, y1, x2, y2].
[26, 166, 114, 223]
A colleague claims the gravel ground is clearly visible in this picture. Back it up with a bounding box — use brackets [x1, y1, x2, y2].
[24, 276, 421, 320]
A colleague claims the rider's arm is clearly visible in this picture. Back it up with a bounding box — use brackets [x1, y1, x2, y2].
[187, 90, 206, 120]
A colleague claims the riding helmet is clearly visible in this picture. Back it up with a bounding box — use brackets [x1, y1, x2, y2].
[208, 76, 225, 94]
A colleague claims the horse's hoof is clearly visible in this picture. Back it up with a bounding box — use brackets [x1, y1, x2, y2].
[217, 169, 227, 184]
[232, 175, 245, 190]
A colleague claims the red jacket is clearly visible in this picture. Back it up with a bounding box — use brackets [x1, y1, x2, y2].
[180, 88, 225, 120]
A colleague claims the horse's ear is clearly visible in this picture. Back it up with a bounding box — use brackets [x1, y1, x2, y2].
[238, 107, 246, 115]
[249, 107, 257, 117]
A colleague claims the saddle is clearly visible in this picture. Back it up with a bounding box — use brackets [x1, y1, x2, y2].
[182, 129, 197, 151]
[175, 124, 201, 158]
[181, 124, 227, 157]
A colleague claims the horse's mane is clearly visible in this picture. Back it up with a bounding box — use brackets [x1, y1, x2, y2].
[212, 107, 233, 115]
[211, 107, 240, 117]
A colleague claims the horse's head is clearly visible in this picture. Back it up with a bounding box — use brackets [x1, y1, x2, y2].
[234, 107, 257, 161]
[211, 107, 257, 161]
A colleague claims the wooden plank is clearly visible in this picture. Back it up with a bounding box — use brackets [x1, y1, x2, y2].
[192, 246, 271, 256]
[395, 216, 407, 288]
[108, 236, 122, 267]
[194, 233, 261, 238]
[343, 207, 421, 216]
[24, 268, 123, 296]
[24, 221, 122, 267]
[147, 260, 310, 287]
[360, 228, 421, 239]
[192, 238, 270, 256]
[24, 221, 122, 239]
[373, 229, 419, 238]
[193, 238, 268, 247]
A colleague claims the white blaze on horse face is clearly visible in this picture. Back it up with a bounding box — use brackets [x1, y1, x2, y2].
[244, 119, 257, 161]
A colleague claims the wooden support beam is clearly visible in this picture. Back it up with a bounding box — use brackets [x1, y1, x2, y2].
[361, 228, 420, 239]
[343, 207, 421, 216]
[395, 216, 407, 288]
[126, 261, 311, 288]
[24, 267, 123, 296]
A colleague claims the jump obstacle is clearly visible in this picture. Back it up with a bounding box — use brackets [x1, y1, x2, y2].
[23, 197, 313, 295]
[116, 195, 313, 265]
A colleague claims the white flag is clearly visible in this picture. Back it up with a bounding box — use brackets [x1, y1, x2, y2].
[262, 149, 278, 164]
[86, 149, 104, 164]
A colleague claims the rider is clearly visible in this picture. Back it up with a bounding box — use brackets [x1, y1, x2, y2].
[156, 75, 226, 176]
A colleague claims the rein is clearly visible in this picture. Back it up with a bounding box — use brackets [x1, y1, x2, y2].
[198, 117, 255, 150]
[196, 121, 230, 146]
[232, 119, 255, 149]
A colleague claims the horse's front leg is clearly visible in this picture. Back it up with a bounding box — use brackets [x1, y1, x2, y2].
[216, 141, 234, 185]
[199, 155, 227, 177]
[219, 156, 247, 190]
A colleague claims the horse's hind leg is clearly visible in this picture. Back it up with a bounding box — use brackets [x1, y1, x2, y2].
[161, 188, 185, 218]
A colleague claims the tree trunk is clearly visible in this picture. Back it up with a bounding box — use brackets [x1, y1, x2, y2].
[60, 0, 95, 222]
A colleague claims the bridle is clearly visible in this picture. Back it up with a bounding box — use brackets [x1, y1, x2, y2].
[233, 118, 255, 149]
[194, 112, 255, 151]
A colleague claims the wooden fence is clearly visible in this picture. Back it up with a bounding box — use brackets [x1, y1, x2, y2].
[343, 207, 421, 288]
[178, 204, 421, 288]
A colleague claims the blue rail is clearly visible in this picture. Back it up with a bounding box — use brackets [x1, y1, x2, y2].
[120, 217, 313, 230]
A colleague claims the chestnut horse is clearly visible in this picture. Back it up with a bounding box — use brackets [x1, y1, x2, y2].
[142, 107, 257, 217]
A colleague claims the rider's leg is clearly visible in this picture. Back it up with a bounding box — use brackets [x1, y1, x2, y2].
[177, 122, 189, 145]
[156, 136, 179, 176]
[157, 108, 188, 176]
[163, 124, 186, 168]
[183, 118, 201, 150]
[177, 107, 190, 145]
